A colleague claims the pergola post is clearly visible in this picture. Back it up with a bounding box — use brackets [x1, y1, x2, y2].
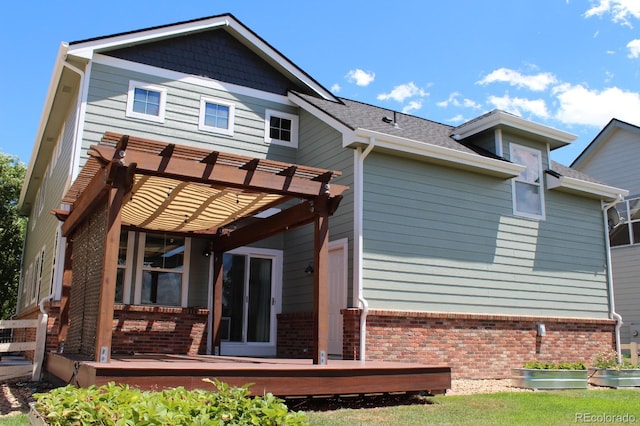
[94, 186, 124, 362]
[57, 239, 73, 347]
[211, 251, 224, 355]
[312, 198, 330, 365]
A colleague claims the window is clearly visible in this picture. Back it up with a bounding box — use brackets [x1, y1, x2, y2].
[135, 233, 190, 306]
[126, 81, 167, 123]
[115, 231, 135, 303]
[610, 196, 640, 247]
[198, 97, 235, 135]
[264, 109, 298, 147]
[510, 144, 545, 219]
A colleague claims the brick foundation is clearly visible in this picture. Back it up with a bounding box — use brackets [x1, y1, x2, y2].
[276, 312, 314, 358]
[16, 302, 209, 357]
[342, 309, 616, 379]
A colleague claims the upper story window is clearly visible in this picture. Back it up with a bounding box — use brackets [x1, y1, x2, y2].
[134, 233, 190, 307]
[198, 97, 235, 136]
[126, 81, 167, 123]
[610, 196, 640, 247]
[510, 143, 545, 220]
[264, 109, 299, 148]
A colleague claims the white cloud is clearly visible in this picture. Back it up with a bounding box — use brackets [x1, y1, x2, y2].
[402, 100, 423, 114]
[477, 68, 558, 91]
[331, 83, 341, 93]
[437, 92, 481, 109]
[345, 69, 375, 86]
[446, 114, 466, 124]
[584, 0, 640, 28]
[486, 94, 551, 119]
[552, 83, 640, 127]
[627, 39, 640, 58]
[377, 82, 428, 102]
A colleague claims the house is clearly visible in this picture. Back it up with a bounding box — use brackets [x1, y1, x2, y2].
[15, 13, 627, 383]
[571, 118, 640, 346]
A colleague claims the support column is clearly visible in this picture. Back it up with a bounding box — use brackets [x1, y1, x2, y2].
[211, 251, 224, 356]
[313, 200, 330, 365]
[57, 239, 73, 346]
[94, 187, 124, 362]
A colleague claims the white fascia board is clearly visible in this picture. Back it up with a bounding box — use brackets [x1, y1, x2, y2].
[454, 110, 576, 149]
[287, 92, 353, 138]
[18, 43, 70, 213]
[67, 16, 231, 59]
[68, 15, 335, 101]
[546, 173, 629, 201]
[354, 128, 526, 178]
[94, 54, 293, 105]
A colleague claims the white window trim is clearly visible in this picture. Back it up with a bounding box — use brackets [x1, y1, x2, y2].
[510, 143, 545, 220]
[134, 233, 190, 307]
[220, 247, 282, 355]
[117, 230, 136, 304]
[264, 109, 299, 148]
[126, 80, 167, 123]
[198, 96, 235, 136]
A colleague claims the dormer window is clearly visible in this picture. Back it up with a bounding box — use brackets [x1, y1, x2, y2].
[264, 109, 298, 148]
[510, 143, 545, 220]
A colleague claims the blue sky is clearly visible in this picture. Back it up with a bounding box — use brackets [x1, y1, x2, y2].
[1, 0, 639, 166]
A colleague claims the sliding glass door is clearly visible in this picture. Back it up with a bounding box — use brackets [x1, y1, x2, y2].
[220, 248, 281, 356]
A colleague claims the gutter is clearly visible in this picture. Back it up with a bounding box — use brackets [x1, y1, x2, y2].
[354, 140, 375, 361]
[602, 196, 625, 364]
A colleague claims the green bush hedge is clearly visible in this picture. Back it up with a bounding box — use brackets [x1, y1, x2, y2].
[34, 378, 309, 425]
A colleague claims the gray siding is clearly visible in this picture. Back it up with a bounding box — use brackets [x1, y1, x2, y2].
[611, 245, 640, 342]
[281, 110, 354, 313]
[18, 97, 78, 313]
[361, 151, 610, 318]
[81, 62, 298, 165]
[575, 129, 640, 195]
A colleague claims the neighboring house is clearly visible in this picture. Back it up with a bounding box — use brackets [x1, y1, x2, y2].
[15, 14, 627, 380]
[572, 118, 640, 345]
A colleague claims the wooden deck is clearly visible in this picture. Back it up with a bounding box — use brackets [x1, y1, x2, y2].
[45, 353, 451, 397]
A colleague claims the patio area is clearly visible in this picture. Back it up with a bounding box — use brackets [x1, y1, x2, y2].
[45, 353, 451, 397]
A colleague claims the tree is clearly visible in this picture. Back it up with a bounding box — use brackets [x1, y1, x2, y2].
[0, 153, 26, 319]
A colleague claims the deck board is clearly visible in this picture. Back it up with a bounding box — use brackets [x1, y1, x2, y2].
[45, 354, 451, 397]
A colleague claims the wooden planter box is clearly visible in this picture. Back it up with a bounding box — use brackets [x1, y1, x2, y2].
[511, 368, 588, 390]
[588, 368, 640, 388]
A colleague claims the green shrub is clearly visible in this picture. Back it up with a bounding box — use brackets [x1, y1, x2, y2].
[522, 360, 587, 370]
[34, 378, 309, 425]
[592, 349, 640, 370]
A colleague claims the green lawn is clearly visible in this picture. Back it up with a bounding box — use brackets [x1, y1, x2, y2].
[3, 389, 639, 425]
[305, 389, 640, 426]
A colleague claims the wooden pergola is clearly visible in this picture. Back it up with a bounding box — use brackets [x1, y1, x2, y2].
[54, 132, 347, 365]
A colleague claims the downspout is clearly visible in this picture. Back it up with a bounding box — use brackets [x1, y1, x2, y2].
[354, 140, 375, 361]
[602, 196, 624, 364]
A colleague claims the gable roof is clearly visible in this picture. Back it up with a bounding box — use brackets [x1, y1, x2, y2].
[571, 118, 640, 169]
[67, 13, 336, 101]
[18, 13, 338, 214]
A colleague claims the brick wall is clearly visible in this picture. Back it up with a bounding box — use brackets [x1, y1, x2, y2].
[111, 305, 208, 355]
[276, 312, 314, 358]
[342, 309, 616, 379]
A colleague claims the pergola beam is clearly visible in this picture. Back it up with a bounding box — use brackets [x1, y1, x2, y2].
[90, 145, 347, 199]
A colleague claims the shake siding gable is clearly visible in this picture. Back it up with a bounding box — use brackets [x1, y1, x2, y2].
[361, 152, 609, 318]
